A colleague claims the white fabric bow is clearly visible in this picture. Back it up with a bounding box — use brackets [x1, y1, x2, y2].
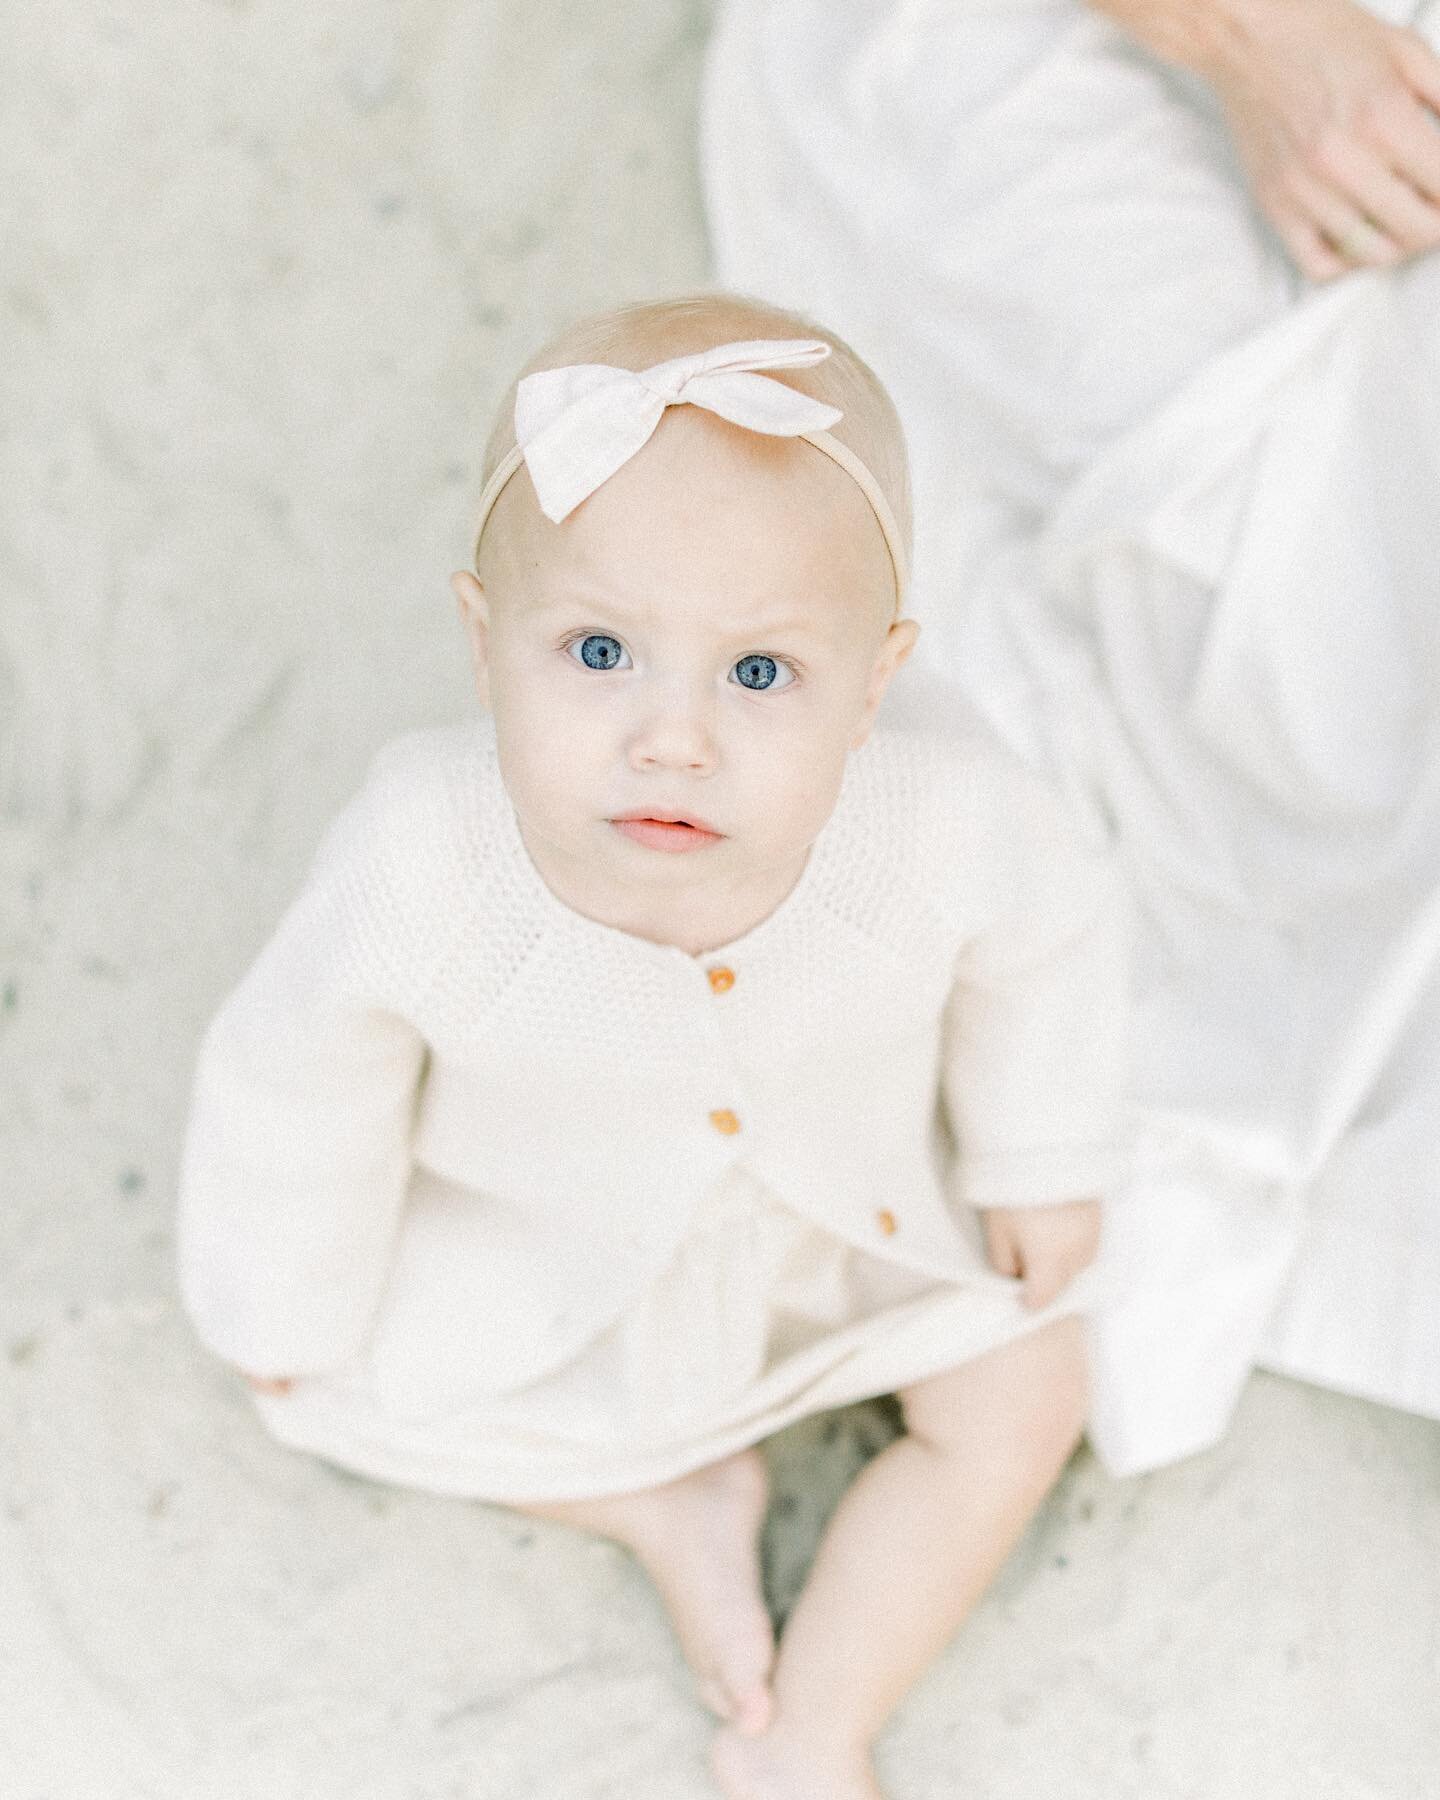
[513, 337, 845, 522]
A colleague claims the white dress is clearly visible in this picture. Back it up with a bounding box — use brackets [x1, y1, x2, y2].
[186, 708, 1130, 1505]
[700, 0, 1440, 1472]
[255, 1160, 1115, 1502]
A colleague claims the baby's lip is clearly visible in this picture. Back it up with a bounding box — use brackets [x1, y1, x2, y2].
[611, 807, 722, 835]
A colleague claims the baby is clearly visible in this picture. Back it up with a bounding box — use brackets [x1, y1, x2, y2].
[177, 291, 1130, 1800]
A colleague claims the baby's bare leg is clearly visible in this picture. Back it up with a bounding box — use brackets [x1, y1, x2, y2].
[711, 1315, 1088, 1799]
[509, 1446, 776, 1734]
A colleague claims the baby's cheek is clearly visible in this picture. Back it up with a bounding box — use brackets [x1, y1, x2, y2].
[498, 678, 592, 771]
[758, 752, 846, 846]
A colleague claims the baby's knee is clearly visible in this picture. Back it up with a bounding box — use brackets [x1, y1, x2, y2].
[898, 1314, 1089, 1468]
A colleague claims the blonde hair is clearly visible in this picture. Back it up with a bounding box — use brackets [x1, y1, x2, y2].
[475, 289, 914, 579]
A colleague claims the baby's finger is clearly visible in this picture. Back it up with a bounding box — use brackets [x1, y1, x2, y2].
[982, 1215, 1022, 1278]
[1020, 1257, 1068, 1312]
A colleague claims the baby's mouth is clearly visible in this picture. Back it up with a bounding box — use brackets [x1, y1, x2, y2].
[610, 812, 724, 852]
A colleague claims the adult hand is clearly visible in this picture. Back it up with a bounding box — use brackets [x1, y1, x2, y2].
[1090, 0, 1440, 279]
[981, 1197, 1102, 1311]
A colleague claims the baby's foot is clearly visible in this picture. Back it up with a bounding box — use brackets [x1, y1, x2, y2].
[630, 1447, 776, 1735]
[709, 1721, 886, 1800]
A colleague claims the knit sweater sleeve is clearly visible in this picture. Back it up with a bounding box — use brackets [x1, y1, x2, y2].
[937, 744, 1133, 1210]
[175, 736, 446, 1378]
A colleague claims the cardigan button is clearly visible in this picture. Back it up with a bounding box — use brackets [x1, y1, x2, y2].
[707, 965, 736, 995]
[709, 1108, 741, 1136]
[875, 1208, 899, 1236]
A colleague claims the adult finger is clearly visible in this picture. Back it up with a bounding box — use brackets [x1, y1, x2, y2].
[1313, 125, 1440, 253]
[1269, 205, 1351, 281]
[1288, 164, 1401, 265]
[1385, 95, 1440, 207]
[1393, 29, 1440, 121]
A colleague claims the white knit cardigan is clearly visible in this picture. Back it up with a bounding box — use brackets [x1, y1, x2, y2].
[176, 697, 1131, 1417]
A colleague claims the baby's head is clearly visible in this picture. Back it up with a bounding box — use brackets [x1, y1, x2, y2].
[450, 291, 920, 937]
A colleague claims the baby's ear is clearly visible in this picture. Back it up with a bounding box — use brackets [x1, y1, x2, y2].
[851, 616, 920, 748]
[450, 571, 492, 708]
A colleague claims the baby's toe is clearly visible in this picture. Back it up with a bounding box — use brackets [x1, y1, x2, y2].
[698, 1669, 773, 1736]
[731, 1681, 774, 1737]
[699, 1675, 733, 1721]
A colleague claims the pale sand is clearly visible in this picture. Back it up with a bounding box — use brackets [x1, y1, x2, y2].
[2, 2, 1438, 1795]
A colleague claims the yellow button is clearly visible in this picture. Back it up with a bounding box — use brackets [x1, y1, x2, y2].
[707, 965, 736, 995]
[875, 1208, 898, 1236]
[709, 1108, 741, 1136]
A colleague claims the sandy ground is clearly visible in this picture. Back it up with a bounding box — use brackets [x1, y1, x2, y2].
[2, 3, 1438, 1796]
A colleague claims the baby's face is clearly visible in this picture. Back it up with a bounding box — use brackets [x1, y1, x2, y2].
[453, 407, 917, 942]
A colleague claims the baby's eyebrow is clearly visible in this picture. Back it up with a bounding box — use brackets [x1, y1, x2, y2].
[527, 589, 619, 618]
[723, 619, 828, 644]
[528, 590, 828, 643]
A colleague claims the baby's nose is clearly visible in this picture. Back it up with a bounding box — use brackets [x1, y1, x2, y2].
[627, 687, 718, 772]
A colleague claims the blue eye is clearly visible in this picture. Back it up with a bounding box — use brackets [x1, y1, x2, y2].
[731, 654, 794, 692]
[569, 634, 630, 671]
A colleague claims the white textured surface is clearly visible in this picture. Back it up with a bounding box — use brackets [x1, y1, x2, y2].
[2, 3, 1438, 1796]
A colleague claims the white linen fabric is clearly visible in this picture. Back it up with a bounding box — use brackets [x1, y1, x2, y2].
[176, 696, 1131, 1495]
[700, 0, 1440, 1473]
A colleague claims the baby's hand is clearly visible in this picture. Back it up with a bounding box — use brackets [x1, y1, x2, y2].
[240, 1371, 295, 1396]
[980, 1199, 1101, 1312]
